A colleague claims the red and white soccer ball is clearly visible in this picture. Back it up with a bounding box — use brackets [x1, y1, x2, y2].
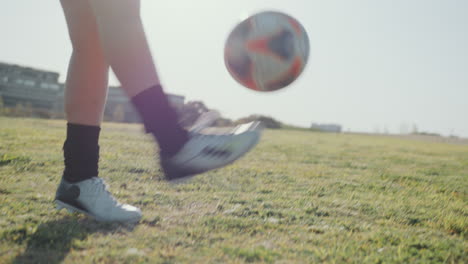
[225, 11, 309, 92]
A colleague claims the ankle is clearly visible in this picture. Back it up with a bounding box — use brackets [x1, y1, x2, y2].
[62, 123, 100, 183]
[131, 85, 189, 156]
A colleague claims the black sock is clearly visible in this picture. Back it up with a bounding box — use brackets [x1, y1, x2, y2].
[62, 123, 100, 183]
[131, 85, 189, 156]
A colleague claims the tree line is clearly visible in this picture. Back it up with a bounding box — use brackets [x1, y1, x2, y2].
[0, 97, 284, 129]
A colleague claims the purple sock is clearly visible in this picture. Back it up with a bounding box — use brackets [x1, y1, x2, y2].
[131, 85, 189, 156]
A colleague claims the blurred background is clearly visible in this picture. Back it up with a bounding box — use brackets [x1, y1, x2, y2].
[0, 0, 467, 137]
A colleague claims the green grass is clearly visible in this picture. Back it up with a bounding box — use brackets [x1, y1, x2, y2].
[0, 117, 467, 263]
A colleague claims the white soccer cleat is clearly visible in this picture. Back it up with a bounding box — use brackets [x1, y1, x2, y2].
[55, 177, 142, 223]
[161, 118, 262, 181]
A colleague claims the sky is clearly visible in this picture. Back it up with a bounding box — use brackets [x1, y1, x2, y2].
[1, 0, 467, 137]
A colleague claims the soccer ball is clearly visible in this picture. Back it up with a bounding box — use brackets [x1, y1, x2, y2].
[224, 11, 309, 92]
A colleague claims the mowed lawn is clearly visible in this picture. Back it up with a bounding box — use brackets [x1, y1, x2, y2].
[0, 117, 467, 263]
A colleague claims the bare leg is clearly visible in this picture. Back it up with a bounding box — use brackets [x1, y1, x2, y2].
[70, 0, 261, 182]
[86, 0, 189, 156]
[56, 0, 142, 223]
[88, 0, 159, 97]
[61, 0, 110, 126]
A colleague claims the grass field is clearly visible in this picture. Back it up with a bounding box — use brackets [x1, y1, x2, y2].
[0, 117, 467, 263]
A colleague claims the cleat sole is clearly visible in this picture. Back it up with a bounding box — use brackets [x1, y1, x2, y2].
[162, 130, 260, 182]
